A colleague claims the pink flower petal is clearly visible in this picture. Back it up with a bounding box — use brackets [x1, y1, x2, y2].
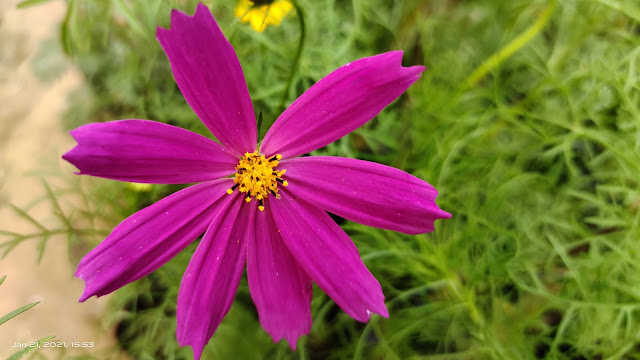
[260, 51, 424, 159]
[247, 209, 312, 349]
[268, 191, 389, 322]
[76, 179, 233, 302]
[63, 120, 238, 184]
[177, 198, 256, 360]
[156, 3, 257, 155]
[281, 156, 451, 234]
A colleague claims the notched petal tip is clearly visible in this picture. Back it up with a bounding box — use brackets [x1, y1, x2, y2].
[263, 328, 310, 352]
[430, 195, 453, 220]
[285, 336, 300, 351]
[155, 26, 169, 40]
[170, 7, 191, 24]
[63, 126, 87, 164]
[61, 120, 238, 183]
[349, 303, 389, 323]
[260, 50, 429, 158]
[75, 274, 96, 302]
[194, 2, 211, 15]
[60, 150, 71, 162]
[357, 301, 389, 322]
[182, 343, 205, 360]
[78, 291, 91, 303]
[378, 49, 423, 71]
[269, 193, 388, 324]
[67, 124, 85, 137]
[156, 3, 207, 35]
[61, 148, 86, 177]
[60, 139, 95, 176]
[265, 334, 298, 351]
[266, 326, 309, 351]
[75, 264, 99, 302]
[410, 65, 427, 77]
[176, 198, 252, 360]
[280, 157, 449, 234]
[378, 304, 390, 318]
[386, 50, 426, 80]
[156, 1, 257, 154]
[165, 3, 213, 31]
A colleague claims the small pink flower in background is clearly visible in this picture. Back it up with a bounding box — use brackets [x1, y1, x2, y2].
[62, 3, 450, 359]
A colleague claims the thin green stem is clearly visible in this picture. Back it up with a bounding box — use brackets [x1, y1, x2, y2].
[0, 228, 108, 242]
[594, 0, 640, 23]
[257, 109, 264, 139]
[461, 0, 557, 89]
[277, 0, 306, 115]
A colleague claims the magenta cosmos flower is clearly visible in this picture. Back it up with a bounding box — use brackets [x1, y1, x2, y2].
[63, 3, 450, 359]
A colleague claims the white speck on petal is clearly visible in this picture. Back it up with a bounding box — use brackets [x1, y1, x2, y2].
[366, 309, 372, 316]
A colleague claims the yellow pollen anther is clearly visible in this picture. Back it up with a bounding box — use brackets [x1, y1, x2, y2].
[226, 151, 288, 210]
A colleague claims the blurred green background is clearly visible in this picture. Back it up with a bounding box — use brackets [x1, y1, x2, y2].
[9, 0, 640, 358]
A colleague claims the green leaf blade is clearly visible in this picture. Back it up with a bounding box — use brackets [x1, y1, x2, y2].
[16, 0, 55, 9]
[7, 336, 55, 360]
[0, 302, 40, 326]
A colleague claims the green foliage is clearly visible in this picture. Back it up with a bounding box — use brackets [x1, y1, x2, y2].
[13, 0, 640, 359]
[0, 276, 53, 359]
[0, 301, 40, 326]
[16, 0, 55, 9]
[0, 178, 110, 264]
[30, 37, 70, 84]
[6, 336, 56, 360]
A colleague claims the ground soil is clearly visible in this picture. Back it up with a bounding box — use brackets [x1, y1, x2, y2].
[0, 1, 124, 358]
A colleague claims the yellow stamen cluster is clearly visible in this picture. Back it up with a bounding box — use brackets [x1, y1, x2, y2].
[227, 151, 288, 211]
[234, 0, 293, 33]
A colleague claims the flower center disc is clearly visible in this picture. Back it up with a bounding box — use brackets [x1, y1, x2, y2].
[226, 151, 287, 211]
